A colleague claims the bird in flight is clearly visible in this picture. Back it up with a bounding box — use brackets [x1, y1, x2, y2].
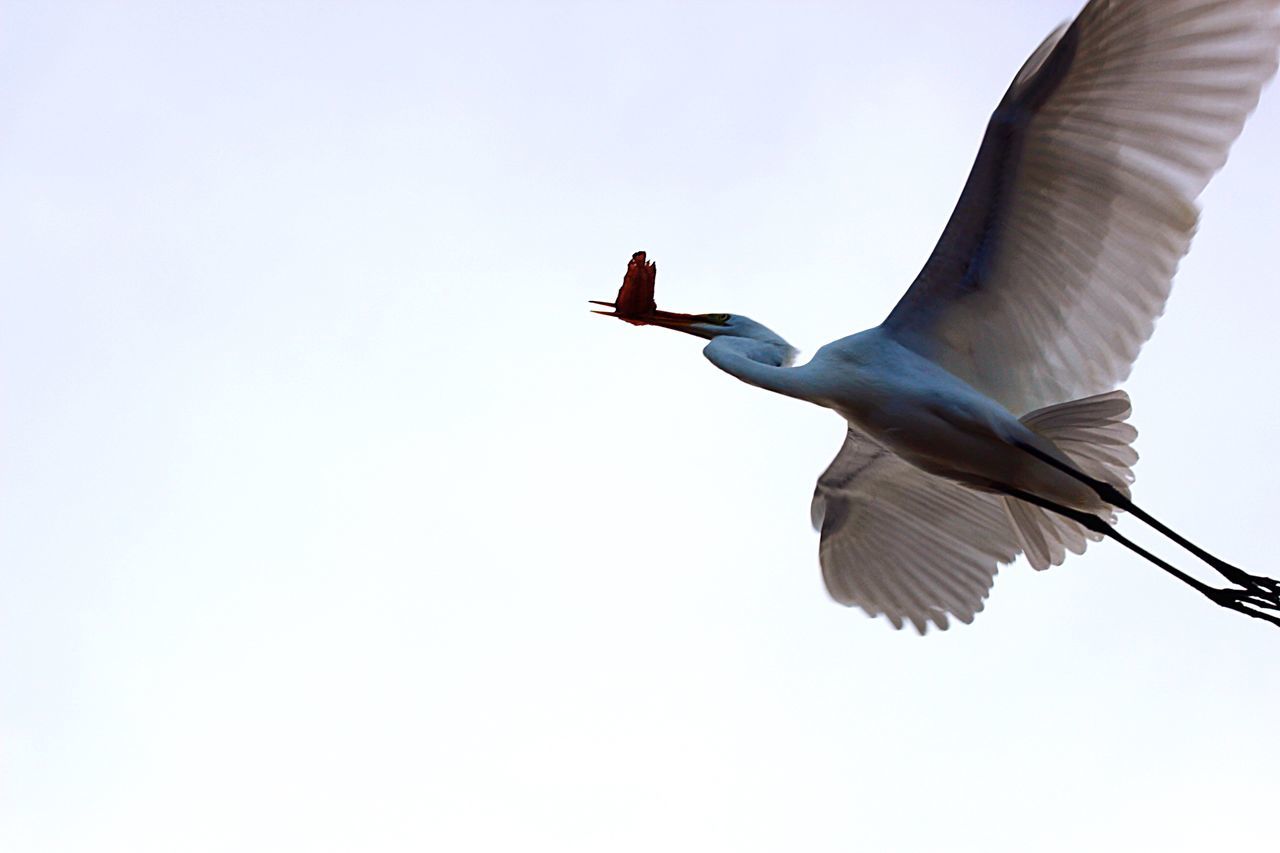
[593, 0, 1280, 633]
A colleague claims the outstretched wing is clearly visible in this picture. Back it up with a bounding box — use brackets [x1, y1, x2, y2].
[811, 429, 1020, 633]
[884, 0, 1280, 415]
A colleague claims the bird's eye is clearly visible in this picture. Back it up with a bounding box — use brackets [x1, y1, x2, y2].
[700, 313, 731, 326]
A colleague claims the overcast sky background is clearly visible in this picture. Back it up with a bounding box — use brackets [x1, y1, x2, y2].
[4, 1, 1280, 850]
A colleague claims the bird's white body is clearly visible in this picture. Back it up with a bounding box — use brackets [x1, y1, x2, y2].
[709, 326, 1102, 513]
[814, 330, 1101, 512]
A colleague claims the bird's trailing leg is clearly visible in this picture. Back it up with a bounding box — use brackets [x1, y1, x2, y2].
[1011, 442, 1280, 623]
[1014, 441, 1278, 588]
[1002, 486, 1280, 629]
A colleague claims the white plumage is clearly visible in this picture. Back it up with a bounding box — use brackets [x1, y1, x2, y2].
[597, 0, 1280, 632]
[887, 0, 1280, 415]
[811, 428, 1018, 633]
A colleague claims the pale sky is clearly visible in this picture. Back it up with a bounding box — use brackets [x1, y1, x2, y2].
[4, 2, 1280, 851]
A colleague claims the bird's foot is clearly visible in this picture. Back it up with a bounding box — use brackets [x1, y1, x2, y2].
[1205, 583, 1280, 628]
[1218, 566, 1280, 600]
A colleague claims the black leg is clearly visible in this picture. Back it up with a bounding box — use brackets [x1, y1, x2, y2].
[1014, 441, 1280, 596]
[1001, 486, 1280, 629]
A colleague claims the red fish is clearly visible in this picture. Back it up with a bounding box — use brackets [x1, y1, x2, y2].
[590, 251, 657, 325]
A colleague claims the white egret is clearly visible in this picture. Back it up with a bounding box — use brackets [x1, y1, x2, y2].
[594, 0, 1280, 633]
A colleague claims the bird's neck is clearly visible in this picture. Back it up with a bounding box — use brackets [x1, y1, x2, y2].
[703, 334, 820, 404]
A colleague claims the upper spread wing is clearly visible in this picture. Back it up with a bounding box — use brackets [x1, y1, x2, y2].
[811, 428, 1021, 633]
[884, 0, 1280, 415]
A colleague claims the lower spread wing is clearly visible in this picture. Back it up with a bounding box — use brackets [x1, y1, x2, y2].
[811, 429, 1021, 633]
[884, 0, 1280, 415]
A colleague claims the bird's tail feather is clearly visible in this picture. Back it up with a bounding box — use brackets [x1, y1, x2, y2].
[1003, 390, 1138, 570]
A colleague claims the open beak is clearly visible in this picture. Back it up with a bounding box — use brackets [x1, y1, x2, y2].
[588, 301, 703, 331]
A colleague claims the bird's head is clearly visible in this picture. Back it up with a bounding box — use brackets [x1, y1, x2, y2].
[593, 302, 798, 368]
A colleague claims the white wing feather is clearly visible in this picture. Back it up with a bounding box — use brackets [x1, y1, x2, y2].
[1003, 390, 1139, 570]
[811, 429, 1021, 633]
[885, 0, 1280, 415]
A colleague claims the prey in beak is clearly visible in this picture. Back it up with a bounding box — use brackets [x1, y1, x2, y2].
[590, 251, 657, 324]
[590, 251, 729, 332]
